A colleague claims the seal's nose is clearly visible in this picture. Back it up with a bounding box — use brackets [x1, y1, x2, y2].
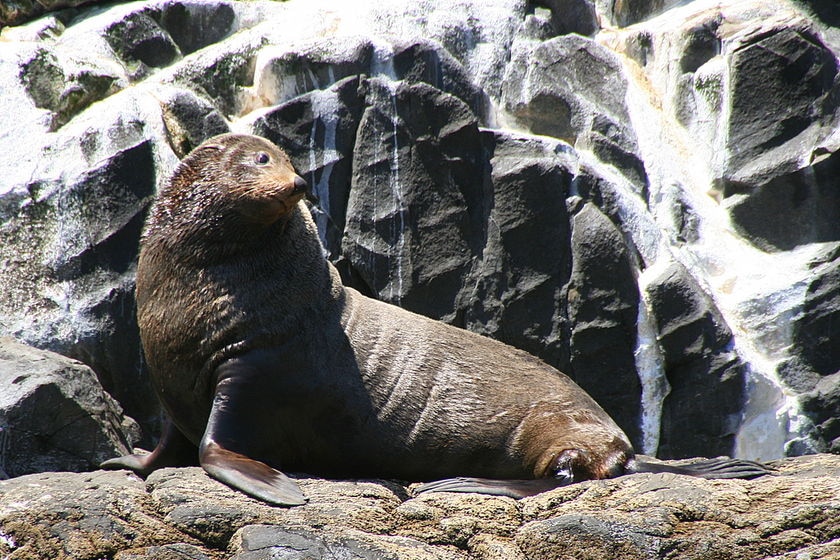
[293, 175, 308, 195]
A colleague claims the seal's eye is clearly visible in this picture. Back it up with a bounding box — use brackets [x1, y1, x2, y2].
[255, 152, 271, 165]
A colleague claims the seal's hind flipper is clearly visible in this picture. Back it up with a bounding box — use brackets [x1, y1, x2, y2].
[200, 441, 306, 506]
[101, 416, 197, 475]
[414, 476, 572, 499]
[628, 456, 773, 479]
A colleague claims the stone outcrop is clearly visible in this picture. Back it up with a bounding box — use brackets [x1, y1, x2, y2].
[1, 454, 838, 559]
[0, 338, 138, 480]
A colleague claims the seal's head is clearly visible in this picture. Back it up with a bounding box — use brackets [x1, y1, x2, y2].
[148, 134, 308, 246]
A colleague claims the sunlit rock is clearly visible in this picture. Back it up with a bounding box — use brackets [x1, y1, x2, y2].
[502, 33, 648, 193]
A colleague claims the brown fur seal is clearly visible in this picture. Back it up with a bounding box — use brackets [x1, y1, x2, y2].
[102, 133, 769, 505]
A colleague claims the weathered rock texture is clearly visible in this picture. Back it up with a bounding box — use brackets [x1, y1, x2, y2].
[0, 1, 839, 555]
[0, 337, 138, 480]
[0, 454, 838, 559]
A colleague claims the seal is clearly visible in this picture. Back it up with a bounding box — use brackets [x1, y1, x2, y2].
[102, 133, 769, 506]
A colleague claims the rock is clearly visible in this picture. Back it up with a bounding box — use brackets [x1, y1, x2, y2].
[0, 97, 173, 436]
[343, 77, 485, 318]
[526, 0, 598, 38]
[788, 248, 840, 381]
[567, 202, 642, 448]
[717, 17, 840, 251]
[156, 86, 231, 158]
[0, 470, 189, 559]
[600, 0, 683, 28]
[115, 543, 215, 560]
[517, 453, 840, 560]
[14, 40, 121, 131]
[228, 525, 464, 560]
[725, 145, 840, 252]
[719, 20, 838, 191]
[458, 131, 574, 367]
[0, 337, 139, 479]
[0, 454, 838, 559]
[644, 261, 745, 459]
[102, 10, 182, 79]
[502, 34, 648, 193]
[0, 0, 101, 28]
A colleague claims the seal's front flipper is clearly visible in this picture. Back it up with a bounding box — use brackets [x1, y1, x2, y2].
[414, 476, 571, 499]
[199, 357, 307, 506]
[200, 440, 306, 506]
[101, 416, 197, 476]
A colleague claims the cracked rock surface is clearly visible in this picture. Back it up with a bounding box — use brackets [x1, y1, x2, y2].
[1, 455, 838, 559]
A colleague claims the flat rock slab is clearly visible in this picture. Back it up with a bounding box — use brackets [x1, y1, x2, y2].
[1, 454, 838, 559]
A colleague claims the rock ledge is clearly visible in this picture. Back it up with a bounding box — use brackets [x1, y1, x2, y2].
[1, 454, 838, 559]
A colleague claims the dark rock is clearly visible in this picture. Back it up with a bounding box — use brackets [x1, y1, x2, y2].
[159, 88, 231, 158]
[229, 525, 461, 560]
[115, 544, 214, 560]
[743, 246, 840, 455]
[503, 34, 632, 142]
[679, 19, 722, 74]
[20, 47, 65, 112]
[802, 372, 840, 453]
[0, 338, 138, 478]
[161, 90, 229, 158]
[726, 147, 840, 251]
[585, 114, 649, 192]
[392, 39, 490, 123]
[795, 0, 840, 28]
[795, 251, 840, 448]
[530, 0, 599, 37]
[567, 202, 642, 448]
[644, 261, 746, 458]
[607, 0, 670, 27]
[165, 34, 262, 118]
[0, 0, 102, 28]
[719, 22, 839, 190]
[343, 77, 484, 319]
[19, 44, 120, 130]
[153, 1, 237, 56]
[791, 248, 840, 376]
[103, 12, 182, 78]
[459, 130, 574, 367]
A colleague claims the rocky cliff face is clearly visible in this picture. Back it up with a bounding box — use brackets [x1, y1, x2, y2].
[0, 0, 838, 557]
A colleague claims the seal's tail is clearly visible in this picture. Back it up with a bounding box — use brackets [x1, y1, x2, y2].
[626, 456, 773, 479]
